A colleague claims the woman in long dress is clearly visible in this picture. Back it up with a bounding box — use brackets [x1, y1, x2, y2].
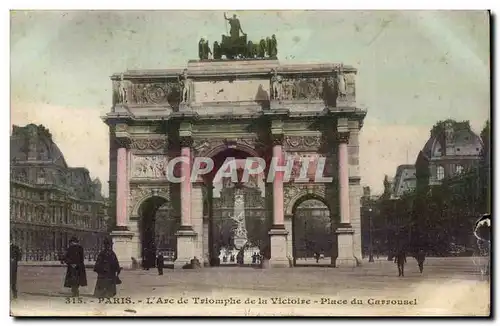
[93, 238, 121, 298]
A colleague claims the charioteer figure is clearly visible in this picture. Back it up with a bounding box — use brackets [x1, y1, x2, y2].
[224, 13, 246, 41]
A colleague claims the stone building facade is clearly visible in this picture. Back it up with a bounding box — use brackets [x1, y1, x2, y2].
[104, 59, 366, 268]
[416, 120, 483, 189]
[392, 164, 416, 198]
[10, 124, 109, 260]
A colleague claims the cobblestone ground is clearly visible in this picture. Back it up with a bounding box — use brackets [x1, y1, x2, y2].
[11, 257, 490, 317]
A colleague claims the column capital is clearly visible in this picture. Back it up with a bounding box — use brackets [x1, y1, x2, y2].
[272, 134, 284, 146]
[179, 136, 194, 148]
[335, 131, 350, 143]
[115, 137, 131, 148]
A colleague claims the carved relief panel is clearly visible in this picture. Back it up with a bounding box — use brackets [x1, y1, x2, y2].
[281, 77, 326, 101]
[283, 135, 322, 151]
[130, 82, 181, 106]
[130, 138, 168, 152]
[284, 152, 333, 180]
[114, 80, 182, 107]
[131, 155, 168, 179]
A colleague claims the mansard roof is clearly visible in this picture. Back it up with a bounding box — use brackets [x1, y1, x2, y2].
[419, 119, 483, 160]
[10, 123, 68, 168]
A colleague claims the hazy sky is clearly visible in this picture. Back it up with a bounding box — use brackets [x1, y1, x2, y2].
[10, 10, 490, 195]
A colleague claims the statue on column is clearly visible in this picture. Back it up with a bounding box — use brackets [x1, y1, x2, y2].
[118, 73, 128, 104]
[337, 67, 347, 97]
[271, 68, 283, 101]
[179, 69, 190, 103]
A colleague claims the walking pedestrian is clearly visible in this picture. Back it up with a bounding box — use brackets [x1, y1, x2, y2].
[156, 252, 164, 275]
[416, 249, 426, 273]
[94, 238, 122, 299]
[395, 249, 407, 277]
[63, 237, 87, 297]
[10, 241, 21, 299]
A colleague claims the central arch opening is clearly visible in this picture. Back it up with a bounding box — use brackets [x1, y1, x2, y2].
[292, 196, 332, 266]
[206, 147, 270, 267]
[139, 196, 178, 268]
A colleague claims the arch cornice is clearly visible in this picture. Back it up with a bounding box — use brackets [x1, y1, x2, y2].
[192, 137, 264, 158]
[128, 185, 170, 219]
[284, 184, 330, 216]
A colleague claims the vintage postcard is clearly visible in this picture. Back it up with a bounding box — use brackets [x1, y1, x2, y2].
[9, 10, 491, 317]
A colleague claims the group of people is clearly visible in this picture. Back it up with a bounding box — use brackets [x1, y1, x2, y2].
[63, 237, 122, 298]
[393, 249, 426, 277]
[142, 249, 166, 276]
[10, 236, 123, 300]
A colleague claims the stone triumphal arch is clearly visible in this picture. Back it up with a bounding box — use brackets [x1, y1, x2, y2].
[104, 57, 366, 269]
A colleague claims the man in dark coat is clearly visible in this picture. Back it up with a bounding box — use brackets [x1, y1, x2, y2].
[156, 252, 164, 275]
[395, 249, 407, 277]
[10, 241, 22, 299]
[94, 238, 121, 299]
[63, 237, 87, 297]
[416, 249, 426, 273]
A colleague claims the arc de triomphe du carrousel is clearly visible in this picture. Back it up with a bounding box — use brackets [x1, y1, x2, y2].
[103, 16, 366, 269]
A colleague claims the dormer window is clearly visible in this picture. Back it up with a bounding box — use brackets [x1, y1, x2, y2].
[437, 166, 445, 181]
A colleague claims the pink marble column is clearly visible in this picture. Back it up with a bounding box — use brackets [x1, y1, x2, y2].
[116, 146, 128, 228]
[180, 137, 192, 227]
[337, 132, 350, 224]
[272, 135, 285, 228]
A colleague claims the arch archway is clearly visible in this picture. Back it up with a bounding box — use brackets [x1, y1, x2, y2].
[138, 196, 178, 268]
[204, 147, 269, 266]
[291, 194, 333, 267]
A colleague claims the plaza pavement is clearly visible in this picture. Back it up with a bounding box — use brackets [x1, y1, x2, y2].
[10, 257, 490, 317]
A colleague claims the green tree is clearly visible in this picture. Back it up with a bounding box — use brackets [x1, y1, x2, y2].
[479, 119, 491, 212]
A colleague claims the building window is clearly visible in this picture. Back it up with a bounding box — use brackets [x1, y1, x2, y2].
[456, 165, 464, 174]
[37, 170, 46, 184]
[436, 166, 445, 181]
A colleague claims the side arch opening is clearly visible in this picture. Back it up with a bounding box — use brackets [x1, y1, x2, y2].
[291, 194, 332, 267]
[138, 195, 178, 268]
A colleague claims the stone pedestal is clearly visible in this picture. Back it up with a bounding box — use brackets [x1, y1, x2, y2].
[335, 226, 356, 268]
[110, 230, 134, 269]
[268, 228, 289, 268]
[174, 228, 197, 269]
